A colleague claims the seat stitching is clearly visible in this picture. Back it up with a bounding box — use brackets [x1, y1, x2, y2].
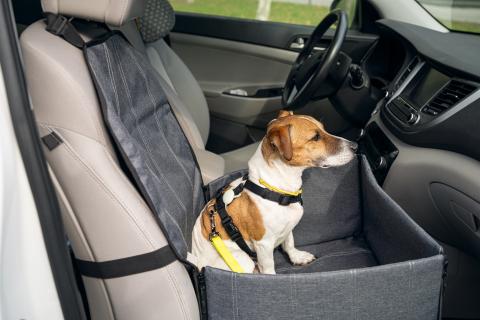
[161, 207, 189, 249]
[55, 131, 158, 250]
[46, 161, 117, 320]
[166, 265, 193, 320]
[231, 272, 236, 320]
[40, 124, 156, 223]
[38, 122, 106, 145]
[101, 44, 121, 115]
[118, 0, 129, 26]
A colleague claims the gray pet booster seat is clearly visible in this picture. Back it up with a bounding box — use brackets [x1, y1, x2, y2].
[48, 17, 446, 320]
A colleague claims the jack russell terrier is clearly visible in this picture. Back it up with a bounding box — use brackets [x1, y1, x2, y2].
[191, 110, 357, 274]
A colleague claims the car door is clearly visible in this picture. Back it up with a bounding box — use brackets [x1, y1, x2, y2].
[168, 0, 378, 153]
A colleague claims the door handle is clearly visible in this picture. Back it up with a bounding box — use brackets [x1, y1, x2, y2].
[289, 37, 326, 52]
[289, 37, 305, 50]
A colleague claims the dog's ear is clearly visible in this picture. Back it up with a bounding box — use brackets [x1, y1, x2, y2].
[278, 110, 293, 118]
[265, 125, 293, 161]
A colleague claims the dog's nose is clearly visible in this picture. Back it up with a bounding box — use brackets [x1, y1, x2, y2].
[349, 142, 358, 151]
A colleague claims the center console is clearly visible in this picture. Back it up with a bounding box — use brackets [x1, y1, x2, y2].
[380, 57, 480, 161]
[362, 57, 480, 183]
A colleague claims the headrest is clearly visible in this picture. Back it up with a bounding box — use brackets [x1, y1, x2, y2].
[138, 0, 175, 43]
[41, 0, 145, 27]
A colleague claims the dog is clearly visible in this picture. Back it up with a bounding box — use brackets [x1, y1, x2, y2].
[191, 110, 357, 274]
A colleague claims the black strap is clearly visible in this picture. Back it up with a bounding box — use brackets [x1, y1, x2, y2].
[42, 131, 63, 150]
[214, 181, 257, 259]
[45, 13, 85, 49]
[244, 180, 303, 206]
[75, 245, 176, 279]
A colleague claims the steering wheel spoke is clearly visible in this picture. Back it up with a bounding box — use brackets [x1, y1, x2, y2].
[282, 10, 350, 108]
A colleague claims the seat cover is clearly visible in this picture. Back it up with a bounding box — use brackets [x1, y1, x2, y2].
[85, 32, 205, 258]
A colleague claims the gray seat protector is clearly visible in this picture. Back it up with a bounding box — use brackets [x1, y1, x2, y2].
[85, 32, 205, 260]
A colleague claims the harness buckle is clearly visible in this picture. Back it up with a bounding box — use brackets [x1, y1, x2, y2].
[278, 195, 291, 206]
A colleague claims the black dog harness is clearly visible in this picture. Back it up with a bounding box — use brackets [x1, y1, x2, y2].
[211, 176, 303, 260]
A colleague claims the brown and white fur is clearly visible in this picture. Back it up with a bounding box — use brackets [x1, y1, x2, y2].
[191, 111, 357, 274]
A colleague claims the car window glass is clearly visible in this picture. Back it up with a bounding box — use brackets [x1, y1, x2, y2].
[170, 0, 357, 27]
[416, 0, 480, 34]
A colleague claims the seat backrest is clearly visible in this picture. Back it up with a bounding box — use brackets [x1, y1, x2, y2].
[139, 0, 211, 146]
[20, 0, 200, 319]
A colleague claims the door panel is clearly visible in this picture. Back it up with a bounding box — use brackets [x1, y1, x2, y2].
[170, 13, 378, 152]
[170, 32, 295, 123]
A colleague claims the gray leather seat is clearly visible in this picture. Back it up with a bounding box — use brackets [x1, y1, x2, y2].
[137, 0, 260, 181]
[20, 0, 200, 319]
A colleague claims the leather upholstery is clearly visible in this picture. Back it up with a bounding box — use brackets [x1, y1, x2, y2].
[221, 142, 261, 173]
[41, 0, 145, 26]
[21, 20, 199, 320]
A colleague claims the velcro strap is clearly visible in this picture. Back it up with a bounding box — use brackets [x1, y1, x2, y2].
[75, 246, 176, 279]
[42, 132, 63, 150]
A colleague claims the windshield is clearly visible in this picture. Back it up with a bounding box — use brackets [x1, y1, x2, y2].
[416, 0, 480, 34]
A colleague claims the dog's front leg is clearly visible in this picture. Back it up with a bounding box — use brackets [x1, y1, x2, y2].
[282, 232, 316, 266]
[254, 241, 276, 274]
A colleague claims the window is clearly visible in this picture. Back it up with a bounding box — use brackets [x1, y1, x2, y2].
[416, 0, 480, 34]
[170, 0, 357, 27]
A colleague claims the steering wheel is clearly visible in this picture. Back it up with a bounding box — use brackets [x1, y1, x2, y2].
[282, 10, 350, 108]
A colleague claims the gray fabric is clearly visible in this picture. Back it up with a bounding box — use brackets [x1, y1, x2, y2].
[85, 33, 204, 257]
[294, 159, 361, 246]
[361, 158, 444, 264]
[138, 0, 175, 43]
[205, 255, 444, 320]
[274, 237, 377, 274]
[204, 157, 445, 319]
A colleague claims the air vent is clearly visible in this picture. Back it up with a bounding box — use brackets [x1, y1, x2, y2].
[394, 57, 420, 92]
[422, 80, 477, 116]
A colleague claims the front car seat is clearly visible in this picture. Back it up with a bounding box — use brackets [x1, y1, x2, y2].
[137, 0, 261, 179]
[20, 0, 200, 319]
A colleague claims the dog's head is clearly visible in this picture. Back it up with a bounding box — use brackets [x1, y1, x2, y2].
[261, 110, 357, 168]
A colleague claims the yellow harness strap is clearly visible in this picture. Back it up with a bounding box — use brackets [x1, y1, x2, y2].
[210, 235, 245, 273]
[259, 178, 303, 196]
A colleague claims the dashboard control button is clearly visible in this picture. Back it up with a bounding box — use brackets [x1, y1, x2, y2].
[407, 113, 419, 124]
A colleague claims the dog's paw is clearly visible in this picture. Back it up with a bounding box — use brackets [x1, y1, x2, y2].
[289, 250, 316, 266]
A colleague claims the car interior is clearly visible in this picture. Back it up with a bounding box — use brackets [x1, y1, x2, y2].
[7, 0, 480, 318]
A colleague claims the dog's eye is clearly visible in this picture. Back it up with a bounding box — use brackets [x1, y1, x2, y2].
[311, 133, 321, 142]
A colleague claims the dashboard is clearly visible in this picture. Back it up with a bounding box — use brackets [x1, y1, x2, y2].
[361, 19, 480, 165]
[358, 20, 480, 306]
